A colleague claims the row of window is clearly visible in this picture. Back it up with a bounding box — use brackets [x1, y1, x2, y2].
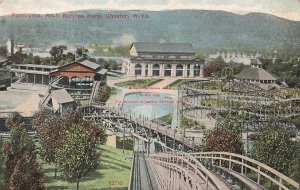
[135, 63, 201, 70]
[142, 55, 194, 59]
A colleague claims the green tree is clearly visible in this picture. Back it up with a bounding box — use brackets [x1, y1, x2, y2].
[252, 126, 297, 174]
[76, 47, 89, 58]
[56, 124, 100, 190]
[33, 109, 62, 178]
[110, 62, 119, 70]
[5, 113, 45, 190]
[0, 139, 8, 189]
[95, 85, 112, 102]
[49, 45, 67, 65]
[289, 155, 300, 183]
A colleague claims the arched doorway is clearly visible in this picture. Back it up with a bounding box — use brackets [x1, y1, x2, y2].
[153, 64, 160, 76]
[194, 65, 201, 77]
[176, 64, 183, 77]
[164, 64, 172, 77]
[82, 76, 94, 88]
[135, 64, 142, 76]
[70, 76, 81, 88]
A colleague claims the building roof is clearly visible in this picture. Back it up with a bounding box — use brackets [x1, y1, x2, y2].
[51, 89, 74, 104]
[251, 59, 263, 65]
[14, 64, 58, 69]
[97, 68, 108, 75]
[132, 42, 195, 54]
[75, 58, 100, 70]
[235, 67, 279, 81]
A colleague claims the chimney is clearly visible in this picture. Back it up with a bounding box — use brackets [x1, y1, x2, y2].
[11, 37, 14, 56]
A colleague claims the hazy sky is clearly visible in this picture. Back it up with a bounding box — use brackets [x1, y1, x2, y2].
[0, 0, 300, 21]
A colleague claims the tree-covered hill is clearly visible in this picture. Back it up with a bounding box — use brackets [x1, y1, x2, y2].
[0, 10, 299, 51]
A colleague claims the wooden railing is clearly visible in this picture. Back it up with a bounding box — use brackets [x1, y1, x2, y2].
[191, 152, 300, 190]
[150, 151, 230, 190]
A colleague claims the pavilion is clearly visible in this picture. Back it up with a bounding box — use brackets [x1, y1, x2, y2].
[234, 59, 287, 91]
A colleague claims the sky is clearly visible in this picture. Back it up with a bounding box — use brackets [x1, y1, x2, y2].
[0, 0, 300, 21]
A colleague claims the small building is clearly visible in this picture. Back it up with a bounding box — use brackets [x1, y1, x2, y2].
[41, 89, 76, 115]
[50, 58, 106, 85]
[122, 42, 204, 78]
[234, 59, 288, 91]
[235, 59, 279, 84]
[11, 64, 59, 85]
[49, 58, 107, 100]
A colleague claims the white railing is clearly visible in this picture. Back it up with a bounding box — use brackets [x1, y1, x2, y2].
[191, 152, 300, 190]
[150, 151, 230, 190]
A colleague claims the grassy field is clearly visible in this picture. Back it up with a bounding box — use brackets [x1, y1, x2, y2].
[40, 145, 133, 190]
[169, 79, 194, 90]
[156, 113, 173, 125]
[115, 79, 162, 88]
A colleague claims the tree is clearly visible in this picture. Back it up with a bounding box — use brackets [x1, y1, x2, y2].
[110, 62, 119, 70]
[289, 154, 300, 183]
[33, 109, 62, 177]
[56, 124, 101, 190]
[49, 45, 67, 65]
[33, 55, 41, 65]
[11, 51, 28, 64]
[95, 85, 111, 102]
[5, 112, 23, 130]
[0, 47, 7, 56]
[76, 47, 89, 58]
[5, 114, 45, 190]
[0, 139, 8, 189]
[8, 150, 45, 190]
[252, 126, 297, 174]
[203, 127, 243, 154]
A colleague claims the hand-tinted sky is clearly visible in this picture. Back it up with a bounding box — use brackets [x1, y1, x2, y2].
[0, 0, 300, 21]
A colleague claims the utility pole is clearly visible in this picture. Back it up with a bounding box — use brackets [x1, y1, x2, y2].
[123, 124, 125, 154]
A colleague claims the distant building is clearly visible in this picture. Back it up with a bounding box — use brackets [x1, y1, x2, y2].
[234, 59, 287, 91]
[122, 42, 204, 78]
[42, 89, 76, 114]
[11, 64, 59, 85]
[209, 51, 261, 65]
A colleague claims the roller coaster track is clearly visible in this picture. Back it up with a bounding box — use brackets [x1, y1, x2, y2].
[80, 103, 299, 190]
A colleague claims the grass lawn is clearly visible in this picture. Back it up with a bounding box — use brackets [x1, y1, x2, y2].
[169, 79, 194, 90]
[115, 79, 162, 88]
[40, 145, 133, 190]
[181, 116, 205, 130]
[78, 99, 90, 106]
[156, 113, 173, 125]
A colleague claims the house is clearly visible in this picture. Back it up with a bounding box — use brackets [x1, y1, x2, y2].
[42, 89, 76, 114]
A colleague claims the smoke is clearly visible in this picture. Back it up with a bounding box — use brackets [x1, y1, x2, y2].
[112, 34, 136, 47]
